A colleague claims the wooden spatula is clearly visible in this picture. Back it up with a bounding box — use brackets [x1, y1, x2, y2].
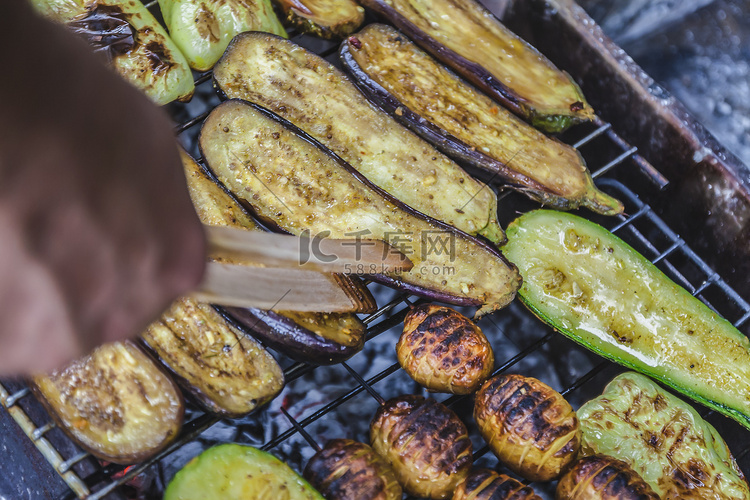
[192, 225, 413, 313]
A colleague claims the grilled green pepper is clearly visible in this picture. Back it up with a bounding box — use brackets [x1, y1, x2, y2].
[502, 209, 750, 429]
[578, 372, 750, 500]
[159, 0, 286, 71]
[31, 0, 194, 104]
[165, 444, 324, 500]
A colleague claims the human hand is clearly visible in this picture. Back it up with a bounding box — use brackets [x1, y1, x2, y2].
[0, 3, 206, 375]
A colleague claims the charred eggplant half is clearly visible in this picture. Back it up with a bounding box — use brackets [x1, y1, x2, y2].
[556, 455, 660, 500]
[342, 24, 623, 215]
[213, 32, 506, 245]
[357, 0, 593, 132]
[181, 151, 368, 364]
[578, 372, 750, 500]
[31, 341, 184, 464]
[454, 468, 542, 500]
[273, 0, 364, 38]
[140, 297, 284, 418]
[165, 444, 324, 499]
[398, 304, 494, 394]
[159, 0, 286, 71]
[474, 373, 580, 481]
[370, 395, 473, 499]
[31, 0, 194, 104]
[303, 439, 402, 500]
[199, 100, 521, 318]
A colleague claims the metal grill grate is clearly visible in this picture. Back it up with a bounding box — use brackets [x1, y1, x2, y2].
[3, 7, 750, 500]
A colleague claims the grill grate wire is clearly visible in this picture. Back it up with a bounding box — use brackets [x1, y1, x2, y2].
[2, 8, 750, 500]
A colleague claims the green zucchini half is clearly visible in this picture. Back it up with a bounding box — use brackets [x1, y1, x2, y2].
[165, 444, 324, 500]
[159, 0, 286, 71]
[502, 210, 750, 429]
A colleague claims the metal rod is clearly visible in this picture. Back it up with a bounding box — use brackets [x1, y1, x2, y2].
[573, 122, 612, 149]
[342, 362, 386, 405]
[280, 407, 322, 452]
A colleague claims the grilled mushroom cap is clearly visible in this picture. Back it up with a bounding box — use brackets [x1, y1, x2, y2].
[556, 455, 660, 499]
[474, 374, 580, 481]
[370, 395, 473, 499]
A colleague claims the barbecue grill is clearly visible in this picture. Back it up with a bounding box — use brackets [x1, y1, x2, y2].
[3, 0, 750, 498]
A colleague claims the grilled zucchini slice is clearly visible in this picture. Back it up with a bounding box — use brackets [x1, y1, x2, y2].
[31, 341, 184, 464]
[502, 209, 750, 429]
[31, 0, 194, 104]
[578, 372, 750, 499]
[342, 24, 622, 215]
[199, 100, 521, 318]
[159, 0, 286, 71]
[213, 32, 506, 245]
[357, 0, 593, 132]
[165, 444, 324, 500]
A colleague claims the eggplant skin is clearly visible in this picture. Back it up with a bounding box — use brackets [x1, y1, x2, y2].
[370, 395, 473, 499]
[474, 374, 580, 481]
[199, 99, 521, 318]
[397, 304, 494, 394]
[212, 31, 506, 246]
[453, 468, 542, 500]
[180, 151, 368, 365]
[556, 455, 660, 500]
[165, 444, 325, 500]
[275, 0, 364, 38]
[31, 0, 194, 105]
[503, 209, 750, 430]
[159, 0, 287, 71]
[303, 439, 402, 500]
[140, 297, 284, 418]
[31, 341, 184, 464]
[357, 0, 593, 133]
[341, 24, 623, 216]
[578, 372, 750, 500]
[222, 307, 365, 365]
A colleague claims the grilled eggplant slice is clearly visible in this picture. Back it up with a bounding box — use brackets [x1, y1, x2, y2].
[503, 209, 750, 430]
[199, 100, 521, 318]
[159, 0, 286, 71]
[274, 0, 364, 38]
[398, 304, 494, 394]
[357, 0, 593, 133]
[181, 151, 368, 364]
[213, 32, 506, 245]
[31, 0, 194, 104]
[556, 455, 660, 500]
[474, 374, 580, 481]
[370, 395, 472, 499]
[342, 24, 623, 215]
[454, 468, 542, 500]
[140, 297, 284, 418]
[303, 439, 403, 500]
[31, 341, 184, 464]
[165, 444, 324, 500]
[578, 372, 750, 500]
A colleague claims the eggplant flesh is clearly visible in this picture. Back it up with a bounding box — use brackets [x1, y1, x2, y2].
[213, 32, 506, 245]
[578, 372, 750, 500]
[31, 341, 184, 464]
[199, 100, 521, 318]
[357, 0, 593, 133]
[31, 0, 194, 104]
[342, 24, 623, 216]
[141, 297, 284, 418]
[503, 210, 750, 430]
[159, 0, 286, 71]
[181, 151, 368, 364]
[274, 0, 364, 38]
